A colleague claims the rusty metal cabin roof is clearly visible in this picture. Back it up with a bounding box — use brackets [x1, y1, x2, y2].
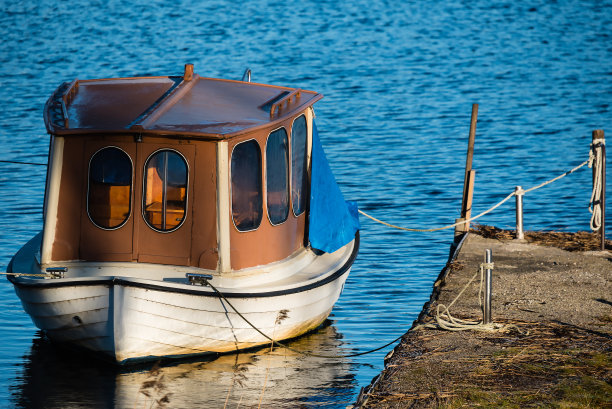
[44, 65, 323, 140]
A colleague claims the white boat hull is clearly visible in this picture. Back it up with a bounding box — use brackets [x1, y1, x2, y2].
[13, 276, 347, 363]
[16, 283, 113, 355]
[9, 234, 358, 364]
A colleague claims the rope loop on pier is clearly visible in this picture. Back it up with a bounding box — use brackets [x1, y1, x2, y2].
[359, 150, 594, 233]
[414, 263, 526, 334]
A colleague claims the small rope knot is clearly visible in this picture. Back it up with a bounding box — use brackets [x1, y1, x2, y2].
[588, 148, 596, 169]
[592, 138, 606, 146]
[480, 262, 494, 270]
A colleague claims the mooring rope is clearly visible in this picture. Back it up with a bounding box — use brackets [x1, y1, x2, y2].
[0, 159, 47, 166]
[359, 151, 595, 233]
[205, 281, 404, 359]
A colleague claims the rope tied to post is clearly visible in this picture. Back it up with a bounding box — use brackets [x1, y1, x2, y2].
[589, 139, 605, 232]
[414, 261, 526, 334]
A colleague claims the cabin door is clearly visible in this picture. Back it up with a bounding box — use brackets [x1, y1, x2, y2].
[133, 142, 195, 266]
[80, 140, 136, 262]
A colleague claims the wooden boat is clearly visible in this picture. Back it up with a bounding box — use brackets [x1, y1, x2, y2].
[7, 64, 359, 364]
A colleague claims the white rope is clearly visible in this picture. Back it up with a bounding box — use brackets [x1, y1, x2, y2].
[589, 140, 604, 231]
[358, 192, 516, 232]
[523, 156, 591, 194]
[415, 264, 495, 332]
[414, 263, 525, 334]
[359, 153, 593, 233]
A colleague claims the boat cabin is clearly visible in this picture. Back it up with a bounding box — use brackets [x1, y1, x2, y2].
[41, 64, 323, 272]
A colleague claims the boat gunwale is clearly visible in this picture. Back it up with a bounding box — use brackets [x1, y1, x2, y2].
[7, 232, 359, 299]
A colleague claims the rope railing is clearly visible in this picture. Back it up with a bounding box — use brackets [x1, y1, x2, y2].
[358, 149, 596, 234]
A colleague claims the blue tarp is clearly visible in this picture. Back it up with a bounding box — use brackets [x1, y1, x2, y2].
[308, 122, 360, 253]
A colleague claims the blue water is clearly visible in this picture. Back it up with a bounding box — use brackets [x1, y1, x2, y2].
[0, 1, 610, 407]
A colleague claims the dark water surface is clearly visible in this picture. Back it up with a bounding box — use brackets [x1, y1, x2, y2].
[1, 1, 611, 407]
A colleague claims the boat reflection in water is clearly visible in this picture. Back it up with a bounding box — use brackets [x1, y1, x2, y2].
[12, 322, 357, 408]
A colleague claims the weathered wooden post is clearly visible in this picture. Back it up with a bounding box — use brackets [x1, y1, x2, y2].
[455, 104, 478, 241]
[592, 130, 606, 250]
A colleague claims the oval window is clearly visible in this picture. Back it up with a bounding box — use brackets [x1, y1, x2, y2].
[266, 128, 289, 225]
[143, 150, 188, 232]
[291, 115, 308, 216]
[231, 140, 262, 231]
[88, 147, 132, 229]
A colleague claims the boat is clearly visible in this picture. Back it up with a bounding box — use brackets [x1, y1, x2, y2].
[7, 64, 360, 364]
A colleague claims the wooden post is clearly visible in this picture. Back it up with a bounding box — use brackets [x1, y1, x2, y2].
[462, 104, 479, 215]
[593, 130, 606, 250]
[464, 169, 475, 226]
[184, 63, 194, 81]
[455, 104, 478, 240]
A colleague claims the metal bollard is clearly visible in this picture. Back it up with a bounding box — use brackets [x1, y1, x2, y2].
[515, 186, 525, 240]
[483, 249, 493, 324]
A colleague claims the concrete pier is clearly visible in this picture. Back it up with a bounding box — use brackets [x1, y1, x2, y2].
[355, 228, 612, 408]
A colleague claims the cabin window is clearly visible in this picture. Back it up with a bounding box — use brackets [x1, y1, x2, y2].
[231, 140, 262, 231]
[291, 115, 308, 216]
[88, 147, 132, 229]
[143, 150, 188, 232]
[266, 128, 289, 225]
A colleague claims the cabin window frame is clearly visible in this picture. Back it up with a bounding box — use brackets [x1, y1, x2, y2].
[86, 145, 133, 231]
[141, 148, 190, 234]
[230, 139, 263, 233]
[265, 126, 290, 226]
[290, 114, 309, 217]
